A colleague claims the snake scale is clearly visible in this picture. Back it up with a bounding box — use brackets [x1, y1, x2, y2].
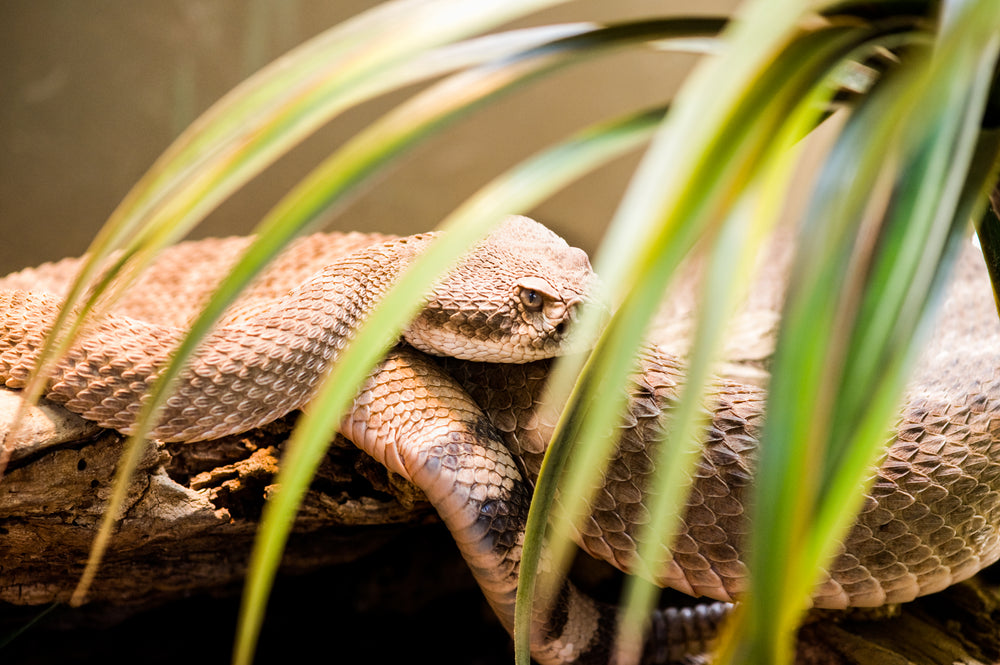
[1, 216, 999, 664]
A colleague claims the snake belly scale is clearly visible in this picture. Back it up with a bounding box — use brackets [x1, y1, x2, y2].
[2, 216, 999, 663]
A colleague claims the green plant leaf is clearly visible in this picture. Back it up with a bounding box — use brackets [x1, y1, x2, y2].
[62, 0, 581, 606]
[24, 11, 730, 657]
[721, 3, 1000, 662]
[31, 9, 729, 658]
[612, 68, 834, 658]
[514, 9, 929, 664]
[231, 103, 665, 664]
[1, 0, 570, 476]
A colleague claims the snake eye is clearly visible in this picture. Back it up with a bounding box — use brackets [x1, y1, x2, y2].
[519, 287, 544, 311]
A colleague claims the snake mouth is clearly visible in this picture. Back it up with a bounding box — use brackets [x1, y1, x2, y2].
[551, 296, 585, 340]
[552, 295, 607, 352]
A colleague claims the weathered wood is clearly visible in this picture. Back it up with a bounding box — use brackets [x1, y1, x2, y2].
[0, 391, 436, 609]
[795, 571, 1000, 665]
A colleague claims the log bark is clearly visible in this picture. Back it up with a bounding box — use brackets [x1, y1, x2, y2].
[1, 392, 997, 664]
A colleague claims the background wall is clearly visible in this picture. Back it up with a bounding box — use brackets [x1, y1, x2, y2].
[0, 0, 740, 274]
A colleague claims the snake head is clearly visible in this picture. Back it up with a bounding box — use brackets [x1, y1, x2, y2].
[404, 216, 596, 363]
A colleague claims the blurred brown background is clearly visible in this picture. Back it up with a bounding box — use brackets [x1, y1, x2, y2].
[0, 0, 739, 275]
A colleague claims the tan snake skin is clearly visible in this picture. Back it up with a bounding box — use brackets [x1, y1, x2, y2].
[1, 217, 999, 663]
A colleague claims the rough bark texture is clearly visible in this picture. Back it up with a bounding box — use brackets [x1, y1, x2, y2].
[1, 393, 998, 664]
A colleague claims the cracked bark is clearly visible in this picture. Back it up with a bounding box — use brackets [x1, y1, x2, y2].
[0, 392, 998, 665]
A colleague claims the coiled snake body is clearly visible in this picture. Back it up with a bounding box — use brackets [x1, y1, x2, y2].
[1, 217, 999, 663]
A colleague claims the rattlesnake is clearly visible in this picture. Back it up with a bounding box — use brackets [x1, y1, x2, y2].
[1, 216, 999, 664]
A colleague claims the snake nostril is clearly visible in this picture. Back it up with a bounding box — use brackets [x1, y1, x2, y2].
[555, 320, 567, 337]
